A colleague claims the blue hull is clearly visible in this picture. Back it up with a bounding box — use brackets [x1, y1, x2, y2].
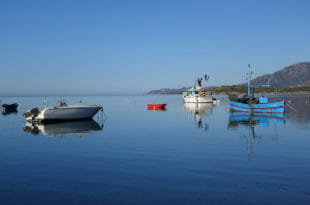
[229, 101, 285, 113]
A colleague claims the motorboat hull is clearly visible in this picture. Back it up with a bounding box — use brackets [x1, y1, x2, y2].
[229, 101, 285, 113]
[25, 104, 102, 123]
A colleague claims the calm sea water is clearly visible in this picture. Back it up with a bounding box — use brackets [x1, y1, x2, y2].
[0, 95, 310, 205]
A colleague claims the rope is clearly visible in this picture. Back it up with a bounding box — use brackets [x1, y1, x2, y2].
[285, 101, 297, 112]
[102, 109, 108, 122]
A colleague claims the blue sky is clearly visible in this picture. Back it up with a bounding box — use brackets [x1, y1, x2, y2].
[0, 0, 309, 95]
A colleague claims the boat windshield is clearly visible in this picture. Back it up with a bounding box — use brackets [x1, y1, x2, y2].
[187, 91, 194, 95]
[59, 101, 67, 107]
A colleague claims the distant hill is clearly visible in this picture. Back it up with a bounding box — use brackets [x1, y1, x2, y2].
[147, 87, 190, 95]
[251, 62, 310, 88]
[146, 62, 310, 94]
[146, 86, 217, 95]
[209, 85, 310, 94]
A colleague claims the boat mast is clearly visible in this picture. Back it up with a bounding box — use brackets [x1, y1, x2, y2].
[44, 96, 47, 108]
[248, 64, 251, 97]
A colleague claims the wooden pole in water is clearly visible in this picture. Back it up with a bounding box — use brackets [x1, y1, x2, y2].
[275, 88, 278, 96]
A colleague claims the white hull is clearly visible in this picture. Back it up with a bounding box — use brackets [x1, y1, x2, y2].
[183, 96, 214, 103]
[26, 104, 102, 122]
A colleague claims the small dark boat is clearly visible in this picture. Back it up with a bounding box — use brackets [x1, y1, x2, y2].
[2, 103, 18, 114]
[147, 104, 167, 110]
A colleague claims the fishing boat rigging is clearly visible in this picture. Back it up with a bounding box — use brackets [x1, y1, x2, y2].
[228, 65, 285, 113]
[183, 74, 220, 104]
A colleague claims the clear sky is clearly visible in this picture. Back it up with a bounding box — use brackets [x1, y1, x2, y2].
[0, 0, 309, 95]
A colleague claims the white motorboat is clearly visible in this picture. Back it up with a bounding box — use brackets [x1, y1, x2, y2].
[23, 101, 103, 123]
[183, 75, 220, 104]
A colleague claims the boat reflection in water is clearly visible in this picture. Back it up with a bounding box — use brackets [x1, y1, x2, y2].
[2, 109, 18, 115]
[147, 106, 167, 111]
[24, 120, 103, 137]
[229, 112, 285, 128]
[183, 103, 214, 131]
[228, 112, 285, 159]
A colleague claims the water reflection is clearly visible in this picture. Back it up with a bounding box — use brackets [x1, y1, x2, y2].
[147, 107, 167, 111]
[277, 96, 310, 122]
[228, 113, 285, 128]
[183, 103, 214, 130]
[24, 120, 103, 137]
[2, 110, 18, 115]
[228, 112, 285, 160]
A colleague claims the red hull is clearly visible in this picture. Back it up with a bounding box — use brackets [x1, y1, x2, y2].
[147, 104, 167, 110]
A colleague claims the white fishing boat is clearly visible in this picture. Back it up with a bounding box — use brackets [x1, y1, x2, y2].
[23, 101, 103, 123]
[183, 74, 220, 104]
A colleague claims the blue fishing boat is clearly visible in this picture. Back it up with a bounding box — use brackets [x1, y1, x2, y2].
[228, 65, 285, 113]
[229, 100, 284, 113]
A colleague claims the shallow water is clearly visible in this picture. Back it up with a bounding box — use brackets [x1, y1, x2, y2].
[0, 95, 310, 204]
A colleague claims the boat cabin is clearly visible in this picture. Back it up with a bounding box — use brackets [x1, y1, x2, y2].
[184, 88, 206, 97]
[259, 97, 268, 104]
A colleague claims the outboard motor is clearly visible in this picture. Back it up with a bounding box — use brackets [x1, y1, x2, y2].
[23, 108, 40, 118]
[30, 108, 40, 117]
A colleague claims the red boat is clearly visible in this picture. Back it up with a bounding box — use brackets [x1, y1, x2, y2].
[147, 104, 167, 110]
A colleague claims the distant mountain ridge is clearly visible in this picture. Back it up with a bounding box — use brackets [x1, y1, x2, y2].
[147, 86, 218, 95]
[251, 62, 310, 88]
[147, 87, 189, 95]
[146, 62, 310, 94]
